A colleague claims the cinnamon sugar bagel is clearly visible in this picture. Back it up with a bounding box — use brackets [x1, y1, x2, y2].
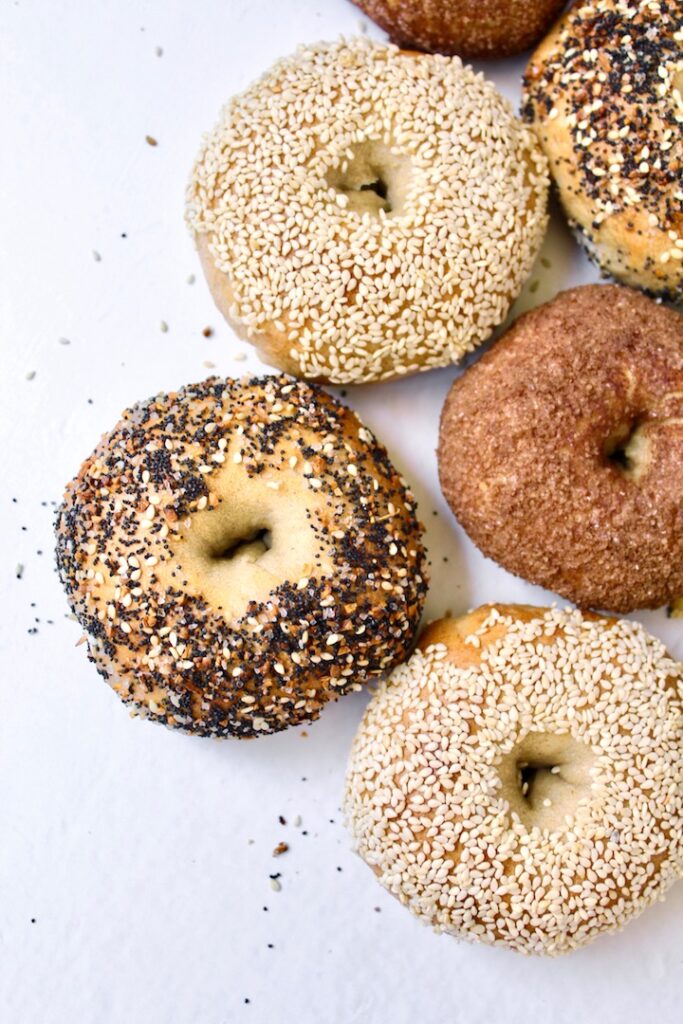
[352, 0, 567, 59]
[55, 375, 427, 738]
[345, 604, 683, 955]
[523, 0, 683, 300]
[438, 285, 683, 612]
[187, 38, 549, 384]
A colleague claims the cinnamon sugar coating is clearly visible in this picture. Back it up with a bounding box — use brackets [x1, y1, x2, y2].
[438, 285, 683, 612]
[353, 0, 567, 59]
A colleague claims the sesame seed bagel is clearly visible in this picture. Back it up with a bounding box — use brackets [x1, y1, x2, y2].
[55, 375, 428, 738]
[187, 38, 549, 384]
[523, 0, 683, 300]
[438, 285, 683, 613]
[344, 604, 683, 955]
[351, 0, 567, 59]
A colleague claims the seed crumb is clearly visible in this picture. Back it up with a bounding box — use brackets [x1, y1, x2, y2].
[273, 842, 289, 856]
[145, 135, 158, 147]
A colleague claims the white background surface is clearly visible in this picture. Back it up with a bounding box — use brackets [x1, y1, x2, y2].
[2, 2, 682, 1022]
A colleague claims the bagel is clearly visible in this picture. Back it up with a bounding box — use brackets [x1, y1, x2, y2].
[351, 0, 568, 59]
[438, 285, 683, 612]
[523, 0, 683, 299]
[55, 375, 428, 738]
[186, 38, 549, 384]
[345, 604, 683, 955]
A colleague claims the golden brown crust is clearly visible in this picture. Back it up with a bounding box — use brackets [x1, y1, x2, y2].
[417, 603, 610, 665]
[55, 375, 428, 738]
[196, 236, 302, 378]
[438, 285, 683, 612]
[352, 0, 567, 59]
[523, 0, 683, 299]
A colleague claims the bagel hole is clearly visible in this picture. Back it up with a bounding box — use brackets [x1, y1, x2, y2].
[360, 178, 389, 201]
[498, 733, 595, 832]
[604, 418, 649, 478]
[325, 141, 412, 217]
[518, 760, 555, 803]
[211, 527, 272, 563]
[673, 70, 683, 107]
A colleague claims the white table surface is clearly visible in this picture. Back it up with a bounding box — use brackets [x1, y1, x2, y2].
[2, 2, 682, 1022]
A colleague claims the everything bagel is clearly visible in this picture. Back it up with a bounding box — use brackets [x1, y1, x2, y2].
[55, 375, 428, 737]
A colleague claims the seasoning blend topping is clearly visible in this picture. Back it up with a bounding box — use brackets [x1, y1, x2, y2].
[56, 375, 427, 737]
[523, 0, 683, 299]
